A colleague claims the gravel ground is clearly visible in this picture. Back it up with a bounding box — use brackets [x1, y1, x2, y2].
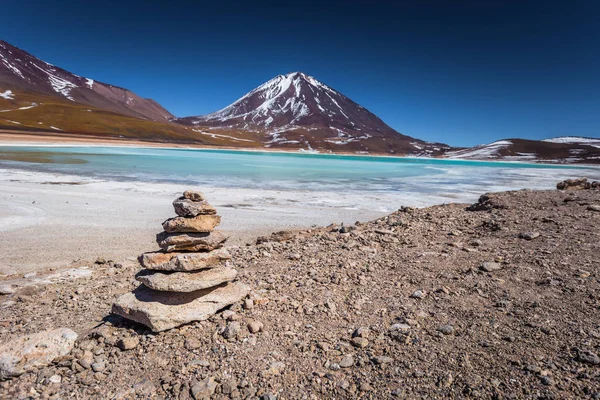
[0, 187, 599, 399]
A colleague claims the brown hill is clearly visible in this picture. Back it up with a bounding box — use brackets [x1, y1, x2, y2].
[0, 40, 173, 121]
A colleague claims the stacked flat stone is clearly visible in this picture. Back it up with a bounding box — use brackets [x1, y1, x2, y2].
[112, 190, 249, 332]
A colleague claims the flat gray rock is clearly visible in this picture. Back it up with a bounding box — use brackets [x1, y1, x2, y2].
[136, 267, 238, 292]
[139, 249, 231, 272]
[519, 231, 540, 240]
[112, 282, 250, 332]
[480, 261, 502, 272]
[0, 328, 78, 378]
[156, 231, 228, 252]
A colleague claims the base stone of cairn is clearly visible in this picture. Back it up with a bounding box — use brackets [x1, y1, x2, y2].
[112, 190, 249, 332]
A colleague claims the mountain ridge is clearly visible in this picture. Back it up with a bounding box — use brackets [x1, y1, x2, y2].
[0, 40, 173, 121]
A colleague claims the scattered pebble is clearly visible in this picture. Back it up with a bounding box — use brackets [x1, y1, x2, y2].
[438, 325, 455, 335]
[117, 337, 139, 351]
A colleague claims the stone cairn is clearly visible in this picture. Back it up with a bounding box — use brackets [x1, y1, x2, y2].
[112, 190, 249, 332]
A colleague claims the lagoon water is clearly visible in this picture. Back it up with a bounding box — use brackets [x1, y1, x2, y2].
[0, 146, 599, 207]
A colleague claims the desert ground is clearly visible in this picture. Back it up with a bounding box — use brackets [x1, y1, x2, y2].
[0, 183, 599, 399]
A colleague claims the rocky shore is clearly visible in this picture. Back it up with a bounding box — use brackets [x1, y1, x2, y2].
[0, 184, 599, 399]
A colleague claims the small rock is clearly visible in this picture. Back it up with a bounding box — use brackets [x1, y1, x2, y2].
[191, 377, 218, 400]
[329, 363, 341, 371]
[0, 328, 77, 378]
[262, 361, 285, 377]
[480, 262, 502, 272]
[133, 379, 157, 396]
[577, 350, 600, 365]
[247, 320, 264, 334]
[351, 337, 369, 348]
[185, 338, 202, 350]
[390, 323, 410, 333]
[0, 284, 15, 295]
[519, 231, 540, 240]
[359, 382, 373, 392]
[117, 337, 139, 351]
[222, 321, 241, 340]
[77, 351, 94, 369]
[339, 355, 354, 368]
[48, 375, 62, 384]
[243, 298, 254, 310]
[94, 372, 107, 381]
[372, 356, 394, 365]
[352, 327, 369, 338]
[410, 290, 426, 299]
[438, 325, 455, 335]
[91, 362, 106, 372]
[189, 359, 211, 367]
[588, 205, 600, 212]
[525, 364, 541, 374]
[541, 376, 554, 386]
[221, 378, 237, 395]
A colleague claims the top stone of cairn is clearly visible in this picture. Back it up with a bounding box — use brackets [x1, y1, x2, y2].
[183, 190, 204, 202]
[173, 194, 216, 217]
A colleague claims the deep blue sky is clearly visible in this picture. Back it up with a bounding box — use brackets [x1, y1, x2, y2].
[2, 1, 599, 146]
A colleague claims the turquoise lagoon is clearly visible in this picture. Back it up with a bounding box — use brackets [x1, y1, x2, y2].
[0, 146, 598, 200]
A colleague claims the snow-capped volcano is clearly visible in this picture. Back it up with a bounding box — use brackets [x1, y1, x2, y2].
[177, 72, 444, 154]
[186, 72, 393, 132]
[0, 40, 173, 121]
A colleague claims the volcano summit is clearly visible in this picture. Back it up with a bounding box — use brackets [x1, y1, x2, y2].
[176, 72, 446, 154]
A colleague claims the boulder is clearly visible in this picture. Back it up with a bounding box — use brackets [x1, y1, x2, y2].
[136, 267, 238, 292]
[162, 214, 221, 233]
[156, 231, 228, 252]
[256, 230, 295, 244]
[183, 190, 204, 202]
[112, 282, 250, 332]
[466, 194, 507, 212]
[139, 249, 231, 272]
[556, 178, 595, 190]
[0, 328, 78, 379]
[173, 198, 216, 218]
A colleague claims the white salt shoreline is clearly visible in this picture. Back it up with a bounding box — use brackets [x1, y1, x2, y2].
[0, 169, 395, 274]
[1, 161, 599, 274]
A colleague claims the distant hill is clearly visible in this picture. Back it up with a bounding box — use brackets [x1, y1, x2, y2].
[446, 137, 600, 164]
